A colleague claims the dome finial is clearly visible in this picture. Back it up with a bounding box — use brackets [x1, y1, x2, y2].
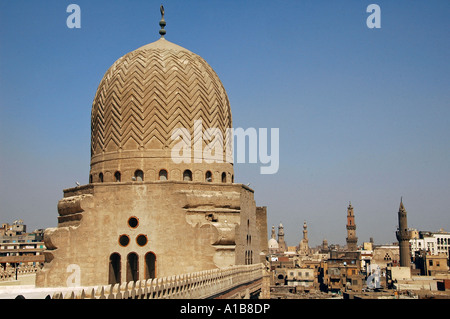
[159, 5, 166, 38]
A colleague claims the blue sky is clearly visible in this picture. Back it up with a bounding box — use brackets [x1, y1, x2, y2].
[0, 1, 449, 246]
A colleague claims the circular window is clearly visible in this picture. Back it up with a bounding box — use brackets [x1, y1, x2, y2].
[119, 234, 130, 247]
[136, 234, 148, 247]
[128, 217, 139, 228]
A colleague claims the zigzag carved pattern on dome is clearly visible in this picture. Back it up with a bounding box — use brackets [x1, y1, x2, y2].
[91, 47, 232, 156]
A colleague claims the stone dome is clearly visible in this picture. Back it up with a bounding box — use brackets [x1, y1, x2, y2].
[89, 37, 234, 184]
[268, 238, 279, 249]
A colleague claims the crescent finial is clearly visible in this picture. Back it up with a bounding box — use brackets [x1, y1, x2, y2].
[159, 5, 166, 38]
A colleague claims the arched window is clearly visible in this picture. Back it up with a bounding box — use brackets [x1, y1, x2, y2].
[99, 173, 104, 183]
[231, 175, 234, 183]
[126, 252, 139, 282]
[183, 170, 192, 181]
[222, 172, 226, 183]
[145, 252, 157, 280]
[89, 174, 93, 184]
[109, 253, 121, 285]
[159, 169, 168, 181]
[114, 171, 121, 182]
[134, 170, 144, 182]
[205, 171, 212, 182]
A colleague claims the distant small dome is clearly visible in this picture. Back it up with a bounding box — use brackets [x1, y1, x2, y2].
[268, 238, 279, 249]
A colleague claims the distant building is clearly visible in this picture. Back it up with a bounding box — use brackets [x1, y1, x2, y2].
[346, 203, 358, 251]
[321, 239, 329, 253]
[410, 230, 450, 257]
[277, 224, 288, 253]
[268, 226, 279, 254]
[372, 245, 400, 269]
[0, 220, 26, 236]
[410, 230, 450, 276]
[396, 198, 414, 267]
[359, 242, 373, 271]
[319, 251, 363, 292]
[0, 220, 45, 269]
[0, 220, 44, 244]
[284, 268, 316, 290]
[298, 221, 310, 255]
[414, 252, 449, 276]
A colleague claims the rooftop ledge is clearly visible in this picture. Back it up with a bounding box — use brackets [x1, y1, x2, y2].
[63, 180, 254, 197]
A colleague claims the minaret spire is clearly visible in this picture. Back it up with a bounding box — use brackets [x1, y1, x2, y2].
[396, 197, 411, 267]
[346, 202, 358, 251]
[159, 5, 166, 38]
[277, 223, 287, 252]
[303, 220, 308, 241]
[399, 196, 404, 210]
[298, 220, 310, 255]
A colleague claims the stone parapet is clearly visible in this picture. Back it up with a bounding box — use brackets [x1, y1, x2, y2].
[49, 263, 264, 299]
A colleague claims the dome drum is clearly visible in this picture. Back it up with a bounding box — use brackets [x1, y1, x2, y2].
[89, 160, 234, 184]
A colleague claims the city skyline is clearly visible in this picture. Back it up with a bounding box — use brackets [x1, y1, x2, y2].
[1, 1, 449, 246]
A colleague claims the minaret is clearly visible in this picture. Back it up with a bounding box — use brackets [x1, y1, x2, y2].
[270, 225, 276, 240]
[277, 223, 287, 252]
[302, 221, 308, 243]
[346, 202, 358, 251]
[298, 221, 309, 254]
[322, 239, 329, 251]
[395, 198, 411, 267]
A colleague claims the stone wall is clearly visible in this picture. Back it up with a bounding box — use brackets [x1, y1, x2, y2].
[0, 267, 38, 282]
[36, 181, 265, 288]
